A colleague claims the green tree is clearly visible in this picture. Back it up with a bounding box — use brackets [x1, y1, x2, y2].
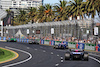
[54, 0, 68, 21]
[28, 7, 38, 23]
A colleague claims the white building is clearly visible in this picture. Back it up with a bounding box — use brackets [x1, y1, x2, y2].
[0, 0, 43, 10]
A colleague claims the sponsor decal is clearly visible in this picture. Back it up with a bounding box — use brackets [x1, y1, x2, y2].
[44, 40, 49, 45]
[85, 44, 95, 51]
[68, 42, 76, 48]
[41, 39, 44, 44]
[78, 43, 85, 50]
[51, 40, 55, 45]
[98, 44, 100, 51]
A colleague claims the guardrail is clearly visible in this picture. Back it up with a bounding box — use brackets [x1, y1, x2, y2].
[0, 37, 100, 52]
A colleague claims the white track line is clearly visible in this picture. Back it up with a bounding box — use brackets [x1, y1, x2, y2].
[2, 46, 32, 67]
[89, 53, 100, 57]
[89, 56, 100, 64]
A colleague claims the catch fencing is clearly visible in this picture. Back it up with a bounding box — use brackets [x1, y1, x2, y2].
[3, 18, 100, 40]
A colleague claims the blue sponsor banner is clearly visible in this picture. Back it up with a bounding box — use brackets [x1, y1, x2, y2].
[17, 38, 19, 42]
[98, 44, 100, 51]
[24, 39, 26, 42]
[20, 39, 21, 42]
[51, 40, 55, 45]
[22, 39, 24, 42]
[3, 37, 6, 40]
[62, 41, 68, 45]
[78, 43, 85, 50]
[41, 39, 44, 44]
[0, 37, 1, 40]
[27, 39, 28, 43]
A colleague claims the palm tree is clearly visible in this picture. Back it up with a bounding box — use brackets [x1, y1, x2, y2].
[85, 0, 99, 18]
[17, 9, 27, 24]
[28, 7, 37, 23]
[37, 6, 45, 23]
[68, 0, 85, 19]
[54, 0, 68, 21]
[44, 4, 55, 22]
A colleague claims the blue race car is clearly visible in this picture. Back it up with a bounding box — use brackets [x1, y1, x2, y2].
[65, 49, 88, 61]
[53, 43, 68, 49]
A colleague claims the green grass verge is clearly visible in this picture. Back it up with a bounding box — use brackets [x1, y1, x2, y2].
[0, 48, 15, 62]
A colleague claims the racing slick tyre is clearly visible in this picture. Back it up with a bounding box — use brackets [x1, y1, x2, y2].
[84, 53, 89, 61]
[65, 52, 70, 60]
[29, 42, 32, 44]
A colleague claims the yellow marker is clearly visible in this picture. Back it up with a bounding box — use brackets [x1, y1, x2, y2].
[0, 47, 19, 64]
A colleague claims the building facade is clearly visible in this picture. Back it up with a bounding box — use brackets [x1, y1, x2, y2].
[0, 0, 43, 10]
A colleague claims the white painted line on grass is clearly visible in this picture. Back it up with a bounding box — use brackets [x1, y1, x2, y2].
[89, 56, 100, 64]
[2, 46, 32, 67]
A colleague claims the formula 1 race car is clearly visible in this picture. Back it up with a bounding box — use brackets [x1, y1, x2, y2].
[6, 38, 17, 42]
[29, 39, 39, 44]
[53, 43, 69, 49]
[65, 49, 88, 61]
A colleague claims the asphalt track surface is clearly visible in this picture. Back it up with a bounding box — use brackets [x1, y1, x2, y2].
[0, 42, 100, 67]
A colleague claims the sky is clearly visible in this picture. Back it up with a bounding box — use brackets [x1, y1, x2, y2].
[44, 0, 70, 5]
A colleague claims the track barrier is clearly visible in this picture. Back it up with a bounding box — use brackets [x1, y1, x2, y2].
[0, 37, 100, 52]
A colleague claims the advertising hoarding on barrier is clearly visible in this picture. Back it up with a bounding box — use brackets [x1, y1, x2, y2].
[41, 39, 44, 44]
[0, 37, 1, 40]
[27, 39, 28, 43]
[84, 43, 95, 51]
[51, 28, 54, 34]
[44, 40, 50, 45]
[94, 27, 98, 35]
[36, 39, 40, 43]
[62, 41, 68, 45]
[55, 41, 62, 45]
[50, 40, 55, 45]
[98, 44, 100, 51]
[68, 42, 76, 48]
[17, 38, 19, 42]
[24, 39, 26, 42]
[20, 39, 21, 42]
[22, 39, 24, 42]
[78, 43, 85, 49]
[3, 37, 6, 40]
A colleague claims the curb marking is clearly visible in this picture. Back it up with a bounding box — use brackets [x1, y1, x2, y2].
[2, 46, 32, 67]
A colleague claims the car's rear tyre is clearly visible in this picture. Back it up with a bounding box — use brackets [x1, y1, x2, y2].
[65, 53, 70, 60]
[84, 53, 89, 61]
